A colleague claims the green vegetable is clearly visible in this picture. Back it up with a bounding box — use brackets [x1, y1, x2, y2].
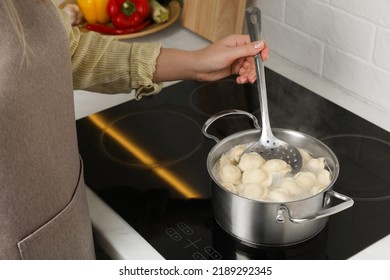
[150, 0, 169, 23]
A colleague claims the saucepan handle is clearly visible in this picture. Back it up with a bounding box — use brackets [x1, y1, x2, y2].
[202, 109, 260, 143]
[276, 190, 354, 224]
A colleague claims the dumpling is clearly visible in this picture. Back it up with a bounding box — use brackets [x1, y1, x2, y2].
[225, 144, 246, 163]
[219, 164, 242, 185]
[316, 169, 332, 186]
[220, 182, 238, 194]
[237, 152, 266, 171]
[242, 169, 272, 187]
[311, 184, 327, 195]
[237, 183, 268, 200]
[262, 159, 292, 176]
[294, 172, 318, 188]
[280, 177, 301, 197]
[299, 148, 313, 164]
[304, 157, 326, 173]
[219, 154, 233, 167]
[267, 189, 291, 202]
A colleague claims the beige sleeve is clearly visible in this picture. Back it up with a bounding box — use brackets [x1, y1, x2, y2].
[57, 7, 163, 100]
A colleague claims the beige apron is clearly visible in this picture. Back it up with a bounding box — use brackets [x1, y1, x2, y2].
[0, 1, 95, 259]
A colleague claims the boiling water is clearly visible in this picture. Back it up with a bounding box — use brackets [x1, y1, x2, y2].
[212, 143, 333, 202]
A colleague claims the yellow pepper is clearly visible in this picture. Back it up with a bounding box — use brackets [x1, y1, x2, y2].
[77, 0, 110, 24]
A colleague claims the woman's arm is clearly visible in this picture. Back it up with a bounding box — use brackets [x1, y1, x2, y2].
[153, 34, 268, 84]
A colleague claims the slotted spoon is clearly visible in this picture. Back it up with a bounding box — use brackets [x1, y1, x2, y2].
[243, 7, 302, 173]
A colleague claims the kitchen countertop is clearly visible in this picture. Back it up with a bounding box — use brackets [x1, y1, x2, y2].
[74, 21, 390, 260]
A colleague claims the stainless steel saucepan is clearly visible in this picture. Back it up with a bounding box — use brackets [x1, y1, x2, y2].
[203, 109, 354, 246]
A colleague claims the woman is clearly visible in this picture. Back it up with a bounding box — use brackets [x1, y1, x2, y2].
[0, 0, 268, 259]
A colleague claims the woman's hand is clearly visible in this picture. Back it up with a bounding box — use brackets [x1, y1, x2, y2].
[153, 34, 268, 84]
[192, 34, 268, 84]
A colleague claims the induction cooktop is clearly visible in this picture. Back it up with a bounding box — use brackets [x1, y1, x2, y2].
[76, 68, 390, 260]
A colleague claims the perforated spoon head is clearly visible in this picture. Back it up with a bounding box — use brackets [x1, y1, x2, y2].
[244, 135, 303, 173]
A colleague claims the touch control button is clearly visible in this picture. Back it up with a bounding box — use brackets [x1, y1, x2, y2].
[204, 246, 222, 259]
[177, 222, 193, 235]
[193, 252, 206, 260]
[165, 228, 182, 241]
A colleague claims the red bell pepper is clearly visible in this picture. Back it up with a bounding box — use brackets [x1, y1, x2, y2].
[86, 20, 150, 35]
[107, 0, 150, 29]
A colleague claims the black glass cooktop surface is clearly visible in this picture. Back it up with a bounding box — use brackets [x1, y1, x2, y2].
[76, 69, 390, 260]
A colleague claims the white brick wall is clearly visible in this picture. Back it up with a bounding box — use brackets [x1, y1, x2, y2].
[247, 0, 390, 113]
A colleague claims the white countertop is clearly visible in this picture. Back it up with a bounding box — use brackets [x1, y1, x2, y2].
[75, 21, 390, 260]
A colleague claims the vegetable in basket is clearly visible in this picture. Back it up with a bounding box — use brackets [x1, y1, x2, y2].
[86, 20, 150, 35]
[107, 0, 150, 29]
[150, 0, 169, 23]
[76, 0, 110, 24]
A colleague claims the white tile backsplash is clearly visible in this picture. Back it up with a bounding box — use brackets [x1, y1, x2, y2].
[373, 27, 390, 72]
[330, 0, 390, 28]
[262, 16, 324, 74]
[323, 46, 390, 111]
[247, 0, 390, 113]
[285, 0, 375, 60]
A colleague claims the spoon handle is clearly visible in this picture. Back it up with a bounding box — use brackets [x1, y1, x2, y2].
[245, 7, 273, 138]
[246, 7, 262, 42]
